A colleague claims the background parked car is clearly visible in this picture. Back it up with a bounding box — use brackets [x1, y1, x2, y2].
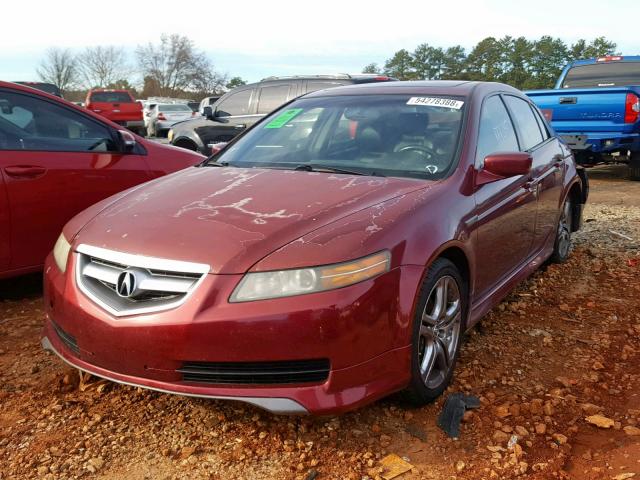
[0, 81, 204, 279]
[147, 103, 196, 137]
[527, 55, 640, 180]
[169, 74, 395, 154]
[85, 89, 145, 136]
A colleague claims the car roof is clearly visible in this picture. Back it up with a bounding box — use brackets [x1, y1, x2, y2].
[301, 80, 521, 98]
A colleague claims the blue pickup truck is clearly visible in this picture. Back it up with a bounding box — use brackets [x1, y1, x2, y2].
[527, 56, 640, 180]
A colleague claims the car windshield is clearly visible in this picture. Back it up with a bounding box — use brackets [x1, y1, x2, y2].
[209, 94, 465, 179]
[159, 104, 192, 112]
[90, 92, 133, 103]
[561, 62, 640, 88]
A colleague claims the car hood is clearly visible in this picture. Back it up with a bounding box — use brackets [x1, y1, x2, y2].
[74, 167, 430, 274]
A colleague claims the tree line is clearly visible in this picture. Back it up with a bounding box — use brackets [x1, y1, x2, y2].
[363, 36, 620, 89]
[37, 34, 247, 100]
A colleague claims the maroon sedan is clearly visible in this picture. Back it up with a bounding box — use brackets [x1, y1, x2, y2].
[0, 81, 204, 279]
[42, 81, 587, 414]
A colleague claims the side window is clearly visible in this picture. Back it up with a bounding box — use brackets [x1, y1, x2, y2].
[306, 81, 347, 93]
[256, 85, 290, 114]
[503, 96, 544, 150]
[531, 105, 550, 141]
[215, 89, 253, 117]
[476, 95, 519, 166]
[0, 91, 116, 152]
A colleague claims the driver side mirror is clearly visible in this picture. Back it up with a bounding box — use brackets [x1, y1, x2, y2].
[203, 106, 214, 120]
[476, 152, 532, 186]
[118, 130, 136, 152]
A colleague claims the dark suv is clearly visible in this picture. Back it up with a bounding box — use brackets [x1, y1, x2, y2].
[168, 74, 395, 154]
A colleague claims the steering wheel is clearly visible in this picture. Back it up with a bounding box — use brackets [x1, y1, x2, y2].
[396, 145, 437, 159]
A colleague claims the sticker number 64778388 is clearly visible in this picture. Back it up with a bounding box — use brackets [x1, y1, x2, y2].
[407, 97, 464, 109]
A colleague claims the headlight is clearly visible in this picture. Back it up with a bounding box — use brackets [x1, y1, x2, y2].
[230, 251, 390, 302]
[53, 233, 71, 273]
[167, 129, 174, 142]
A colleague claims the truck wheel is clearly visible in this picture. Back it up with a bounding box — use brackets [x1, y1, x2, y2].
[403, 258, 466, 405]
[550, 198, 572, 263]
[630, 152, 640, 181]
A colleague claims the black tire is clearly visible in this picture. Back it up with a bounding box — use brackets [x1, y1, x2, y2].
[173, 139, 198, 151]
[550, 197, 572, 263]
[403, 258, 466, 405]
[630, 152, 640, 181]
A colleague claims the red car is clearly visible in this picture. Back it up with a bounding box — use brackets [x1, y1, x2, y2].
[42, 81, 587, 414]
[0, 81, 204, 279]
[85, 89, 145, 136]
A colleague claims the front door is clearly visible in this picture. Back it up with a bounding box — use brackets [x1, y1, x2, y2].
[473, 95, 538, 300]
[503, 95, 564, 251]
[196, 87, 258, 153]
[0, 88, 153, 270]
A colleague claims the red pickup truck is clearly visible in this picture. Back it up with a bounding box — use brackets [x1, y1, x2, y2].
[85, 89, 145, 136]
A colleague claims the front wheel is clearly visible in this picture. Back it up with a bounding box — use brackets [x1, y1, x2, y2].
[550, 198, 572, 263]
[403, 258, 465, 405]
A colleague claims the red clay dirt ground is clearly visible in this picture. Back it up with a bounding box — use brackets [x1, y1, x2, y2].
[0, 164, 639, 480]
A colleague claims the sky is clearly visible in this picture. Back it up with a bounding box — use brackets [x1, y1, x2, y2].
[2, 0, 639, 85]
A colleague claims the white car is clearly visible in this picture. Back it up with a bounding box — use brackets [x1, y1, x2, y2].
[147, 103, 195, 138]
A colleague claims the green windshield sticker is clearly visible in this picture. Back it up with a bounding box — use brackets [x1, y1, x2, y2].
[264, 108, 304, 129]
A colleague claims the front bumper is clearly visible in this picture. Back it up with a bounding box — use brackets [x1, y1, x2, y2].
[42, 252, 421, 414]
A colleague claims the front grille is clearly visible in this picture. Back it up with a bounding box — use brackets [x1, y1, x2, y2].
[178, 359, 331, 385]
[75, 244, 209, 317]
[52, 321, 79, 355]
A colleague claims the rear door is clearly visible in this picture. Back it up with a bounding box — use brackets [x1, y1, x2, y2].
[303, 80, 349, 94]
[256, 82, 296, 116]
[473, 95, 538, 300]
[0, 169, 10, 272]
[503, 95, 564, 250]
[0, 88, 153, 270]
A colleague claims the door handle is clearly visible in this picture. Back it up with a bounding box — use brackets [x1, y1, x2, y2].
[4, 165, 47, 179]
[234, 124, 246, 129]
[552, 154, 564, 167]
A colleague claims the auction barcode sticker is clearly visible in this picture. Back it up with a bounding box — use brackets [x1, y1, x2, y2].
[407, 97, 464, 109]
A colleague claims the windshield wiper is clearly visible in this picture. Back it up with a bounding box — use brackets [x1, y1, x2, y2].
[203, 160, 230, 167]
[294, 164, 382, 177]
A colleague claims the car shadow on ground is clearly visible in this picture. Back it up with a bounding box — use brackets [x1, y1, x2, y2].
[0, 272, 43, 301]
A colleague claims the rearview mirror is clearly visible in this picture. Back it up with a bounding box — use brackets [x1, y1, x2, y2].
[203, 106, 214, 119]
[476, 152, 532, 185]
[119, 130, 137, 152]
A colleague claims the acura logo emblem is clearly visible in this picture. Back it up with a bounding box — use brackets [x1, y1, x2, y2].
[116, 270, 137, 298]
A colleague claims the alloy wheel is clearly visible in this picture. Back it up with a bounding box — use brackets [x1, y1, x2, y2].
[418, 275, 462, 389]
[557, 200, 572, 259]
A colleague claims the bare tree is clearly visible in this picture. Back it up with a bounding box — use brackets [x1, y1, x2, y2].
[78, 46, 129, 88]
[136, 34, 223, 96]
[37, 48, 78, 94]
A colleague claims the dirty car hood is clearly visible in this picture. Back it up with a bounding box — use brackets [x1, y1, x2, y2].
[74, 167, 430, 273]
